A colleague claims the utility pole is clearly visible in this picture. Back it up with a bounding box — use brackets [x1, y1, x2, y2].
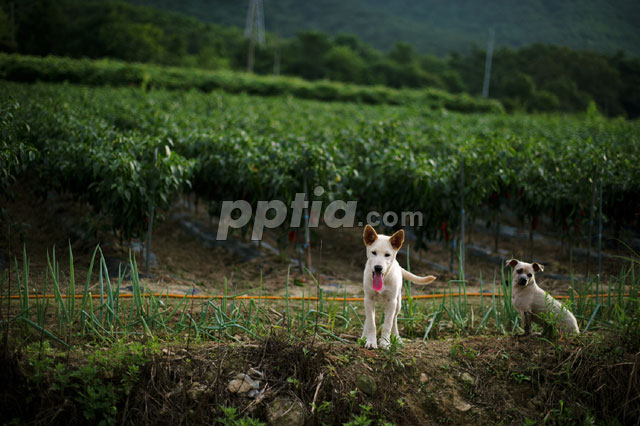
[482, 28, 495, 99]
[245, 0, 265, 73]
[273, 34, 281, 76]
[9, 2, 17, 47]
[460, 160, 465, 278]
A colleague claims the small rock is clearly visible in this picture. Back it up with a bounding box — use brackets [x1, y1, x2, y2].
[228, 379, 252, 394]
[460, 372, 475, 386]
[146, 251, 158, 267]
[129, 241, 144, 253]
[228, 373, 260, 394]
[266, 397, 306, 426]
[419, 373, 429, 383]
[187, 382, 209, 401]
[235, 373, 260, 389]
[356, 374, 377, 396]
[455, 401, 472, 412]
[248, 367, 264, 379]
[454, 392, 472, 412]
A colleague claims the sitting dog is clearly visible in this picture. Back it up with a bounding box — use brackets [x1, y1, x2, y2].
[506, 259, 579, 336]
[362, 225, 436, 349]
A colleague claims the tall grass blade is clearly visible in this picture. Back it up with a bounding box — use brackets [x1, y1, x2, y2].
[423, 311, 440, 340]
[67, 241, 75, 326]
[75, 245, 98, 323]
[19, 317, 69, 348]
[475, 307, 493, 335]
[583, 303, 601, 332]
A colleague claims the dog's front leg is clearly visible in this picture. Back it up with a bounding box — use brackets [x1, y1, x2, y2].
[391, 293, 402, 343]
[378, 297, 398, 349]
[521, 311, 532, 336]
[362, 297, 377, 349]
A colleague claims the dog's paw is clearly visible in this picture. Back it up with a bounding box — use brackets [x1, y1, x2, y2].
[378, 337, 390, 350]
[364, 340, 378, 349]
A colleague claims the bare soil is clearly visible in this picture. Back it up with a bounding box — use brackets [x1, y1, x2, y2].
[0, 186, 631, 299]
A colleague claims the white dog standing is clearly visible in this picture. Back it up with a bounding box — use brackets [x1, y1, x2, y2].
[506, 259, 579, 336]
[361, 225, 436, 349]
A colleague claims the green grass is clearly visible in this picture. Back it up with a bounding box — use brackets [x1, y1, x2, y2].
[1, 245, 638, 347]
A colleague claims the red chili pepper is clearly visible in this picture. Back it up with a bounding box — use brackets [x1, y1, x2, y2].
[440, 220, 449, 242]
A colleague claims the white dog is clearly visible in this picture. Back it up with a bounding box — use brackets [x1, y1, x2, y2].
[506, 259, 579, 336]
[361, 225, 436, 349]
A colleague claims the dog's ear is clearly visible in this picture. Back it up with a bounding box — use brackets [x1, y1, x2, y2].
[532, 262, 544, 272]
[363, 225, 378, 246]
[389, 229, 404, 251]
[506, 259, 519, 268]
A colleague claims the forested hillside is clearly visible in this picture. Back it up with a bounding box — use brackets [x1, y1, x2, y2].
[1, 0, 638, 117]
[125, 0, 640, 56]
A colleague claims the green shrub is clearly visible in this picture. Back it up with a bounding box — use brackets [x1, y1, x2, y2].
[528, 90, 561, 112]
[0, 53, 503, 113]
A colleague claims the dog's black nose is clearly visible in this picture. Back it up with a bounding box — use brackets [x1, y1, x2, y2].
[374, 265, 383, 274]
[518, 276, 528, 286]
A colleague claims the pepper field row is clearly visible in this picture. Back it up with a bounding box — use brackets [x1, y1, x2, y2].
[2, 81, 639, 246]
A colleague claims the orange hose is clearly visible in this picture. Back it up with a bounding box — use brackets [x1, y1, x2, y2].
[1, 292, 636, 301]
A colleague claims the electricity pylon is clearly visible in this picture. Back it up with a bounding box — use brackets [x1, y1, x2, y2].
[245, 0, 265, 73]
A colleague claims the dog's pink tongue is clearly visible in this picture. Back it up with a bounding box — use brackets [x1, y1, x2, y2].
[372, 274, 383, 292]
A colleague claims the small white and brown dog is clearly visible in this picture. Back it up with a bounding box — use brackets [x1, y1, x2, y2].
[361, 225, 436, 349]
[506, 259, 579, 336]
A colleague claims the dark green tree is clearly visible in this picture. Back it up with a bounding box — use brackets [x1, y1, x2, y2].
[324, 45, 365, 83]
[282, 31, 332, 80]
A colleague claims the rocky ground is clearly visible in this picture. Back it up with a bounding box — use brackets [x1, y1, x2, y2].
[1, 330, 638, 425]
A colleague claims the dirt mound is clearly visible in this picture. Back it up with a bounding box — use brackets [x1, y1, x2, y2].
[2, 332, 638, 425]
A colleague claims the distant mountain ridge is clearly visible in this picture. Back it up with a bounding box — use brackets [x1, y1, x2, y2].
[125, 0, 640, 56]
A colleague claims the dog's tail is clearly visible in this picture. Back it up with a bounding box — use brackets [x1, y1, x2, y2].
[401, 268, 436, 285]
